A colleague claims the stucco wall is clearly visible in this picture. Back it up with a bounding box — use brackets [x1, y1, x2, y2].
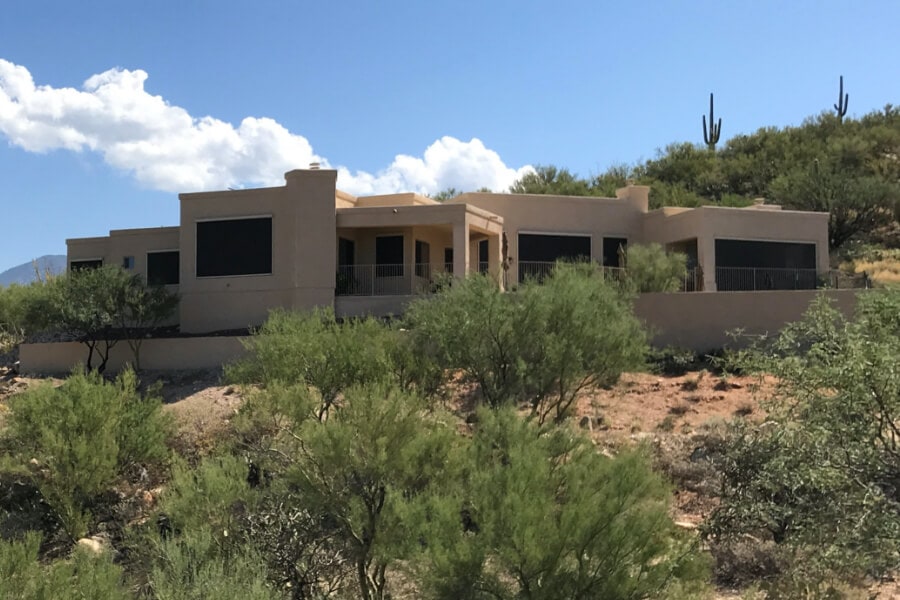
[634, 289, 859, 351]
[177, 169, 338, 333]
[20, 290, 863, 373]
[643, 206, 830, 290]
[19, 336, 247, 374]
[67, 227, 180, 281]
[452, 192, 647, 282]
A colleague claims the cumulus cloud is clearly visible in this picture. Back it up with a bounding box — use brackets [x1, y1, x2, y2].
[0, 59, 531, 195]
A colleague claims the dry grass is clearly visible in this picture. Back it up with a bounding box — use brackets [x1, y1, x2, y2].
[843, 248, 900, 287]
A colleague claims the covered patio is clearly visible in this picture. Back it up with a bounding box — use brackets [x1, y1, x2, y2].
[334, 203, 504, 297]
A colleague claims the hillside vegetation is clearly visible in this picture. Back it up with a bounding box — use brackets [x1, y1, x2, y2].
[509, 108, 900, 268]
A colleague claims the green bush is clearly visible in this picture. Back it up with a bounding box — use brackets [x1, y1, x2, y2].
[416, 408, 709, 599]
[158, 454, 256, 536]
[4, 370, 172, 538]
[0, 281, 53, 353]
[623, 243, 688, 293]
[41, 266, 177, 372]
[286, 383, 457, 600]
[149, 526, 284, 600]
[708, 290, 900, 590]
[406, 263, 647, 423]
[227, 308, 395, 420]
[0, 532, 130, 599]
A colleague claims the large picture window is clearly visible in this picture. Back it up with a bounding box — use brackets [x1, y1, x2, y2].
[147, 250, 180, 285]
[196, 217, 272, 277]
[518, 233, 591, 283]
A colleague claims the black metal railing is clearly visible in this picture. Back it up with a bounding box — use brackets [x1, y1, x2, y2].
[715, 267, 819, 291]
[337, 262, 864, 296]
[336, 264, 438, 296]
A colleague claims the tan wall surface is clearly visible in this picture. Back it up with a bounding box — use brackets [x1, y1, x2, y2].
[643, 206, 831, 288]
[19, 336, 247, 374]
[21, 290, 863, 373]
[67, 228, 181, 281]
[451, 192, 646, 281]
[67, 237, 111, 265]
[178, 170, 338, 333]
[334, 295, 413, 319]
[634, 289, 859, 351]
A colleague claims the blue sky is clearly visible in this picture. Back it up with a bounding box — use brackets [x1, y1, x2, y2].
[1, 0, 899, 272]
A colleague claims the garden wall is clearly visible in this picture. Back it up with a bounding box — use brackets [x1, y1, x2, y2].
[19, 336, 247, 374]
[18, 290, 863, 373]
[634, 289, 860, 352]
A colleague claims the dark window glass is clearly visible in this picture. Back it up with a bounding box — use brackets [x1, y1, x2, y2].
[70, 259, 102, 272]
[338, 238, 355, 267]
[602, 237, 627, 268]
[147, 251, 180, 285]
[444, 248, 454, 274]
[376, 235, 404, 265]
[715, 239, 817, 291]
[196, 217, 272, 277]
[415, 240, 430, 277]
[714, 239, 816, 269]
[478, 239, 489, 272]
[518, 234, 591, 263]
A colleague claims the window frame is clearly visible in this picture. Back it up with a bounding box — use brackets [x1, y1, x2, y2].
[69, 258, 103, 272]
[375, 234, 405, 277]
[195, 215, 273, 279]
[147, 249, 181, 286]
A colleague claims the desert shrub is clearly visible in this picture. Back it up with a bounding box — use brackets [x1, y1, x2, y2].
[708, 290, 900, 589]
[416, 408, 709, 600]
[3, 369, 172, 538]
[158, 454, 256, 536]
[0, 532, 130, 599]
[406, 263, 647, 423]
[384, 326, 445, 400]
[709, 538, 784, 588]
[0, 281, 53, 354]
[41, 266, 177, 372]
[647, 346, 703, 376]
[227, 308, 396, 420]
[149, 526, 284, 600]
[623, 243, 688, 293]
[285, 383, 457, 600]
[240, 492, 349, 599]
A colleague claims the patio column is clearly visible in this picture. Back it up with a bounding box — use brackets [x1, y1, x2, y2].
[452, 218, 470, 278]
[488, 232, 503, 290]
[699, 236, 717, 291]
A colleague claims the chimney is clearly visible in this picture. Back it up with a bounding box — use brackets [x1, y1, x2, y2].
[309, 162, 320, 170]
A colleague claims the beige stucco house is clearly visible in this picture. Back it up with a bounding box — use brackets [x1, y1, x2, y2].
[67, 167, 830, 334]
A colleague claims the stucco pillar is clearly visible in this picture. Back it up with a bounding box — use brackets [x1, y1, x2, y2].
[488, 233, 503, 289]
[452, 218, 470, 278]
[698, 236, 717, 292]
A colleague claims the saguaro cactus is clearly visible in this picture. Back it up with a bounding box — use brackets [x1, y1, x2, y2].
[834, 75, 849, 122]
[702, 93, 722, 151]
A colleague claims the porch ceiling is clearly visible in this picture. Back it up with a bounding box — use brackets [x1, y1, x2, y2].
[336, 203, 503, 235]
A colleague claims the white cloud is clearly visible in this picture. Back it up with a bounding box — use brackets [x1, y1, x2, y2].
[0, 59, 531, 195]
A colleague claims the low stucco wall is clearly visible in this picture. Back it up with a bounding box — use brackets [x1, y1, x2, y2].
[634, 289, 860, 352]
[20, 290, 863, 373]
[334, 295, 414, 318]
[19, 336, 247, 374]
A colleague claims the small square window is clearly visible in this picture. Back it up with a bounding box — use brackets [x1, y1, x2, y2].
[123, 256, 135, 269]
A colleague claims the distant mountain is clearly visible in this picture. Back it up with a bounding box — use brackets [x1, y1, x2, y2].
[0, 255, 66, 286]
